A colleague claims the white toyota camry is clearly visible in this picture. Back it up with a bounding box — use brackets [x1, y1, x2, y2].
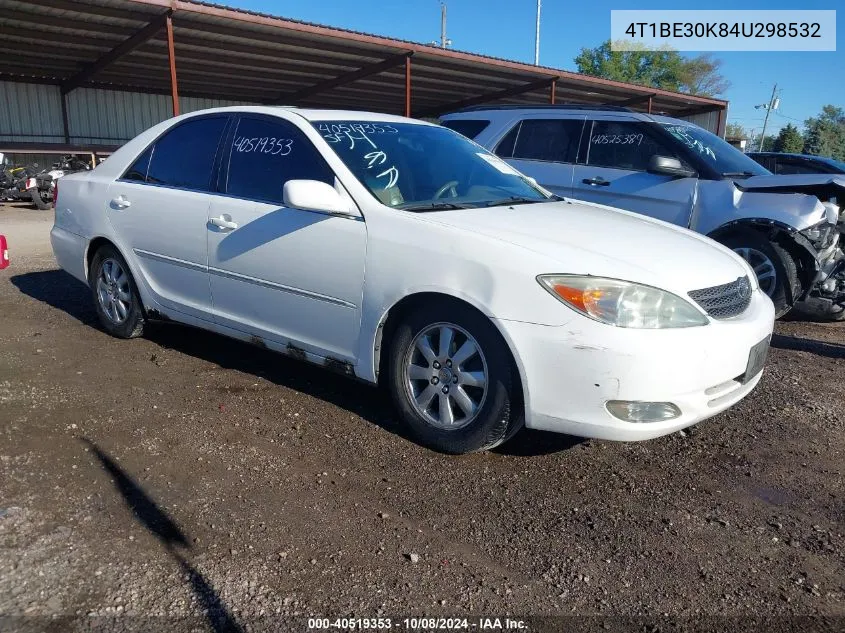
[51, 106, 775, 453]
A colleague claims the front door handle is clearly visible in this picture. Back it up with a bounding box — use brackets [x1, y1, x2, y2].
[209, 215, 238, 231]
[582, 177, 611, 186]
[110, 195, 131, 209]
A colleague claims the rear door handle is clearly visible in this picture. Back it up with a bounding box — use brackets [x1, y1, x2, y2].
[209, 215, 238, 231]
[582, 177, 611, 186]
[110, 195, 131, 209]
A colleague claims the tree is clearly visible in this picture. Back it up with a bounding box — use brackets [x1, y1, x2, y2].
[725, 123, 748, 139]
[574, 41, 684, 91]
[749, 132, 774, 152]
[677, 54, 730, 97]
[771, 124, 804, 153]
[803, 105, 845, 160]
[574, 41, 729, 96]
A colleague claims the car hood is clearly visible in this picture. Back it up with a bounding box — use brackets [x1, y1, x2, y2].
[736, 174, 845, 189]
[734, 174, 845, 216]
[423, 199, 750, 294]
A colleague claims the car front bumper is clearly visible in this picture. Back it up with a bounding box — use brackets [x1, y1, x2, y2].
[497, 290, 776, 441]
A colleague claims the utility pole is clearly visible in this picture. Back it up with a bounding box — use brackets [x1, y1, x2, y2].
[757, 83, 779, 151]
[534, 0, 542, 65]
[440, 2, 448, 48]
[431, 2, 451, 48]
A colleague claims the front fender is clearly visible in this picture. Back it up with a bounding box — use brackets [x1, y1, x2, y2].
[692, 180, 828, 235]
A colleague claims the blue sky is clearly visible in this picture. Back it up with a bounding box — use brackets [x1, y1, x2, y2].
[226, 0, 842, 136]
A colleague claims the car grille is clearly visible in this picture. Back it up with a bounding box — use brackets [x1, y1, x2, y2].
[688, 276, 752, 320]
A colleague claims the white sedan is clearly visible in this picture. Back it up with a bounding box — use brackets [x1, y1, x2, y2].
[51, 107, 775, 453]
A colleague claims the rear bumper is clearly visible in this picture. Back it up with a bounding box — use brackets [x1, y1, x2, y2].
[50, 225, 88, 285]
[498, 290, 775, 441]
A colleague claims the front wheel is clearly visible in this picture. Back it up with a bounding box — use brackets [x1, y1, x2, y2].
[718, 230, 802, 318]
[386, 301, 523, 454]
[28, 187, 51, 210]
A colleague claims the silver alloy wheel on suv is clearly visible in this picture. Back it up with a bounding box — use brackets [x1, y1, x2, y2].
[732, 247, 778, 297]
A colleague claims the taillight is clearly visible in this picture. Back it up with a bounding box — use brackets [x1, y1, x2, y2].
[0, 235, 8, 270]
[53, 180, 59, 208]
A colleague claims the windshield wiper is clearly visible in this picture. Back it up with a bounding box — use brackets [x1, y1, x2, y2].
[400, 201, 475, 212]
[482, 196, 551, 208]
[722, 171, 756, 177]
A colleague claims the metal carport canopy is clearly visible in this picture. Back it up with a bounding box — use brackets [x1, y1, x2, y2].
[0, 0, 727, 129]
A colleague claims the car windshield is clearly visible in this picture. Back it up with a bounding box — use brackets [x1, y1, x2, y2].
[312, 121, 552, 210]
[661, 123, 771, 177]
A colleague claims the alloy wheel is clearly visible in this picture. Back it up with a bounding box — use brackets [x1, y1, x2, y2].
[96, 258, 132, 324]
[733, 247, 777, 297]
[403, 323, 489, 430]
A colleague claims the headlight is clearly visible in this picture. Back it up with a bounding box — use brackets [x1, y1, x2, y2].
[537, 275, 709, 328]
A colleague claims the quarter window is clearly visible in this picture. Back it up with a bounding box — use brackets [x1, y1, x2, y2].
[225, 117, 334, 204]
[145, 117, 228, 191]
[123, 147, 152, 182]
[586, 121, 680, 172]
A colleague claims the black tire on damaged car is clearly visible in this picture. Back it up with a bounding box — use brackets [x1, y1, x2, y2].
[717, 229, 802, 319]
[28, 186, 52, 210]
[386, 299, 524, 454]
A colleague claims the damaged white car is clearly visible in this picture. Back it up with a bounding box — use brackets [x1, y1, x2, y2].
[442, 106, 845, 319]
[51, 107, 774, 453]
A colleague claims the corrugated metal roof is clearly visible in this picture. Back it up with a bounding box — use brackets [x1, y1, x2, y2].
[0, 0, 726, 134]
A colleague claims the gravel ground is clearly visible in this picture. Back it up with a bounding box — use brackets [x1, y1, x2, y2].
[1, 203, 844, 633]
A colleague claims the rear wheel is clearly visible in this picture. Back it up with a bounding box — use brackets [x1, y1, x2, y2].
[28, 187, 51, 210]
[386, 301, 523, 454]
[718, 230, 801, 318]
[88, 245, 145, 338]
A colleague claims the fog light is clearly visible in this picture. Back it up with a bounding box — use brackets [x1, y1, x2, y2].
[606, 401, 681, 422]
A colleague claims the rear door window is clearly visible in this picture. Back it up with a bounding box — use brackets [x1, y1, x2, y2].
[495, 119, 583, 163]
[511, 119, 583, 163]
[144, 116, 228, 191]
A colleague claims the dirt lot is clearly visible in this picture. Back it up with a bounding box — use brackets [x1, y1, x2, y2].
[1, 203, 844, 632]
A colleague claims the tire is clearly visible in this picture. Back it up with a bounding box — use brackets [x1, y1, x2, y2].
[28, 187, 51, 210]
[386, 300, 523, 454]
[88, 245, 145, 339]
[718, 230, 802, 318]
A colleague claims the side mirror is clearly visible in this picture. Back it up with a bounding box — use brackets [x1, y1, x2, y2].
[647, 155, 696, 178]
[283, 180, 358, 216]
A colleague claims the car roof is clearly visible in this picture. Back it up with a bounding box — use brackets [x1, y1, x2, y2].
[749, 152, 822, 160]
[174, 105, 429, 125]
[440, 106, 699, 128]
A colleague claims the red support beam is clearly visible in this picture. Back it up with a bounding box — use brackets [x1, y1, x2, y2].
[404, 56, 411, 117]
[61, 10, 171, 94]
[416, 77, 558, 118]
[549, 79, 556, 104]
[166, 14, 180, 117]
[271, 51, 413, 105]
